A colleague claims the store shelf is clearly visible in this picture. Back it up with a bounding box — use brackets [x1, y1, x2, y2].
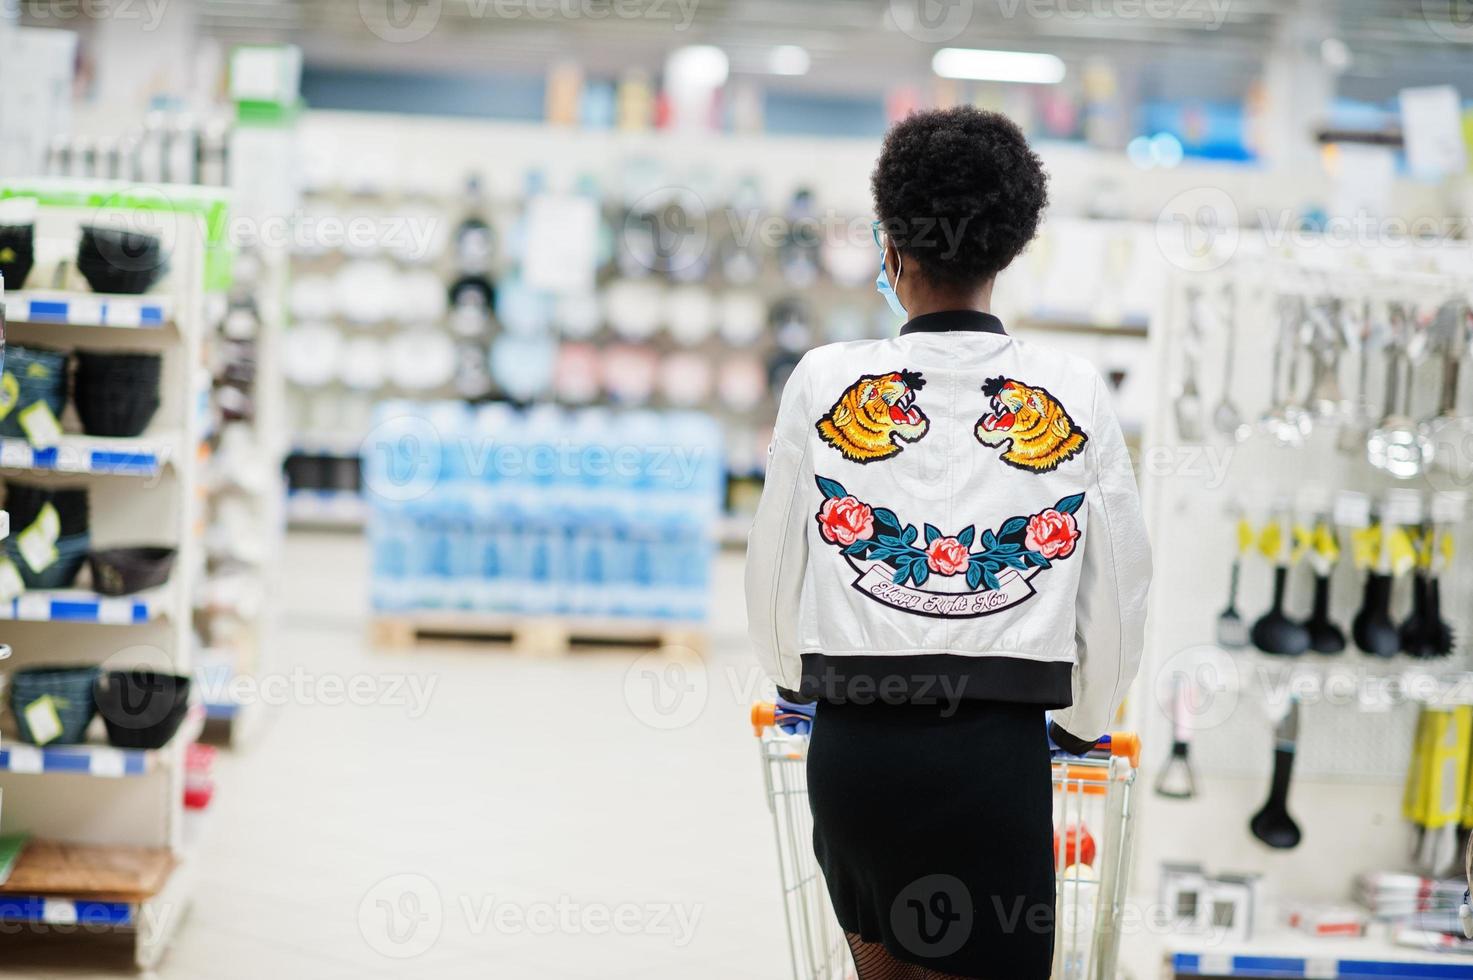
[0, 435, 174, 477]
[286, 489, 367, 527]
[0, 896, 134, 926]
[0, 707, 202, 777]
[3, 290, 170, 329]
[1170, 926, 1473, 978]
[0, 588, 166, 624]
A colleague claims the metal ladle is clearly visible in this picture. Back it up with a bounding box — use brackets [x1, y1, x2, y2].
[1175, 287, 1206, 442]
[1367, 303, 1431, 478]
[1337, 299, 1374, 455]
[1261, 295, 1307, 447]
[1211, 282, 1247, 440]
[1422, 299, 1472, 476]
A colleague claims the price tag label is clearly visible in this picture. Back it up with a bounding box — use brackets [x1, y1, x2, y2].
[15, 523, 57, 574]
[41, 899, 78, 925]
[89, 747, 127, 778]
[1305, 956, 1338, 978]
[0, 373, 19, 422]
[1334, 491, 1371, 528]
[0, 557, 23, 604]
[22, 695, 64, 746]
[18, 401, 62, 449]
[32, 502, 59, 542]
[5, 743, 43, 773]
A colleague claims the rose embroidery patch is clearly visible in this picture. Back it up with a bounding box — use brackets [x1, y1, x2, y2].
[815, 475, 1084, 618]
[975, 376, 1088, 473]
[815, 370, 929, 463]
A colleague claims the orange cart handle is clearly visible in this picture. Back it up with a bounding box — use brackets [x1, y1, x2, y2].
[751, 701, 776, 738]
[1099, 732, 1141, 768]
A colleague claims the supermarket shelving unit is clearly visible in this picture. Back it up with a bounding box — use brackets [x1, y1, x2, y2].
[0, 180, 220, 969]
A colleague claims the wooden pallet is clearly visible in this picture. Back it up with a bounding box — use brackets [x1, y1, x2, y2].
[370, 613, 707, 658]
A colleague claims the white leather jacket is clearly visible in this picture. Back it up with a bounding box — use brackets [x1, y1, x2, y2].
[744, 310, 1152, 744]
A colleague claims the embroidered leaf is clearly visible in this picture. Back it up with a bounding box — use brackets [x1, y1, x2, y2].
[912, 561, 930, 586]
[999, 516, 1029, 542]
[873, 508, 902, 535]
[843, 541, 872, 557]
[902, 525, 918, 546]
[981, 529, 999, 550]
[924, 523, 942, 545]
[966, 562, 983, 590]
[816, 476, 848, 500]
[957, 525, 975, 548]
[998, 553, 1029, 570]
[1055, 492, 1085, 515]
[892, 565, 910, 585]
[877, 534, 903, 548]
[1025, 551, 1051, 569]
[982, 568, 1001, 591]
[993, 542, 1022, 555]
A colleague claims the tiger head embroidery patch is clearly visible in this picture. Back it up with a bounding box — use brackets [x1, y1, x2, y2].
[816, 370, 929, 463]
[975, 376, 1088, 473]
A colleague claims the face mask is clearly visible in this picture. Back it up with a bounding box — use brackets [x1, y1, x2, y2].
[875, 252, 907, 319]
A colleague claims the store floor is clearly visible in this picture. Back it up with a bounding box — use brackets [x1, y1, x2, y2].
[9, 532, 788, 979]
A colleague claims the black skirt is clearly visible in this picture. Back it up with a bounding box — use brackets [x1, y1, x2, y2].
[807, 698, 1055, 979]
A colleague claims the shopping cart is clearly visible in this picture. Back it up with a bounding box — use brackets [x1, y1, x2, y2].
[750, 702, 1142, 980]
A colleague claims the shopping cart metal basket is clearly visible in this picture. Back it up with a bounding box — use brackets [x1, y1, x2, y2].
[751, 702, 1142, 980]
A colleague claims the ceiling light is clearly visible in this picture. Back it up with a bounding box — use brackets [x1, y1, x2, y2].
[767, 45, 811, 76]
[931, 48, 1066, 85]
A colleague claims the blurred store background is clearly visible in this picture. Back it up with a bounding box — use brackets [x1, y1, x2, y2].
[4, 0, 1473, 977]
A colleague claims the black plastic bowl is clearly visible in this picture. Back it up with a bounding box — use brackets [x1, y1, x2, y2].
[73, 351, 163, 437]
[94, 670, 191, 749]
[88, 546, 176, 596]
[0, 224, 35, 289]
[77, 226, 169, 295]
[3, 481, 89, 537]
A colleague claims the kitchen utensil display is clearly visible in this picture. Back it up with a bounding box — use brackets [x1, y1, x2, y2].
[1353, 569, 1400, 658]
[87, 546, 177, 596]
[1305, 298, 1348, 418]
[1173, 288, 1205, 442]
[94, 670, 192, 750]
[1155, 674, 1198, 800]
[1424, 301, 1472, 473]
[1216, 516, 1252, 649]
[1211, 283, 1244, 440]
[77, 225, 168, 294]
[1337, 300, 1375, 455]
[1251, 518, 1310, 656]
[1367, 304, 1430, 478]
[0, 222, 35, 289]
[1250, 700, 1303, 850]
[9, 664, 101, 745]
[0, 344, 68, 440]
[73, 350, 163, 437]
[1302, 520, 1345, 654]
[1260, 297, 1304, 446]
[1404, 708, 1471, 877]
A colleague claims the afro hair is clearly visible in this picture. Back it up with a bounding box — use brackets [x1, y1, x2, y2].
[871, 106, 1049, 287]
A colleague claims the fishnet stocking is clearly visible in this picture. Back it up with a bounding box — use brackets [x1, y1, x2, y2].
[844, 932, 978, 980]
